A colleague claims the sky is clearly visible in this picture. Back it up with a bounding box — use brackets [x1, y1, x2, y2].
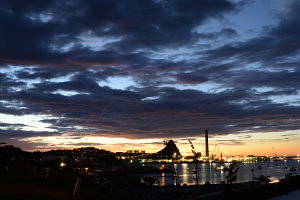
[0, 0, 300, 156]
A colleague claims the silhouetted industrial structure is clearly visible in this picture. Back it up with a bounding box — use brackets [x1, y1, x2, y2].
[205, 129, 209, 158]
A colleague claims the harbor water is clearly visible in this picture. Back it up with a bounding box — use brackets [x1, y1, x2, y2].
[142, 160, 300, 186]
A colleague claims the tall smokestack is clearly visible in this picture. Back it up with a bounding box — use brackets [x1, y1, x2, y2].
[205, 129, 209, 158]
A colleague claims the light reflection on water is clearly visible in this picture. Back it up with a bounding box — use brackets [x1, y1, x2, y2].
[143, 160, 299, 186]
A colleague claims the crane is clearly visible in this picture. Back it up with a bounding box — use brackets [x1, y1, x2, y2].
[213, 144, 221, 159]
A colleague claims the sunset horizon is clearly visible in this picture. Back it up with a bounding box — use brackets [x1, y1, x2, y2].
[6, 129, 299, 157]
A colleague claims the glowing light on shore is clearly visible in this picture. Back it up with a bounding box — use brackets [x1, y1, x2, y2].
[269, 179, 280, 184]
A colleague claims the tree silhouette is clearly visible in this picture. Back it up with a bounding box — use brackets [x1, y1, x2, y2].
[188, 140, 199, 185]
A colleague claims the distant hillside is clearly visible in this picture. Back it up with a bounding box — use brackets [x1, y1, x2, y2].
[0, 145, 29, 160]
[157, 140, 181, 159]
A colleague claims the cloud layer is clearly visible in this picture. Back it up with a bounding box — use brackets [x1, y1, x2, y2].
[1, 0, 300, 148]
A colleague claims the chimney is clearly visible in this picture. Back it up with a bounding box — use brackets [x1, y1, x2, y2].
[205, 129, 209, 158]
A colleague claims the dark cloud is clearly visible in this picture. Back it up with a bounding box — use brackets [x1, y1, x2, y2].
[0, 0, 300, 149]
[196, 28, 238, 40]
[15, 68, 69, 79]
[0, 129, 59, 137]
[0, 0, 236, 67]
[2, 79, 300, 140]
[0, 72, 25, 89]
[214, 139, 245, 146]
[0, 122, 26, 128]
[176, 72, 209, 84]
[281, 134, 298, 137]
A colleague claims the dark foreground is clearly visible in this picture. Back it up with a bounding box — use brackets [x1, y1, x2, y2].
[0, 171, 116, 200]
[1, 169, 300, 200]
[89, 174, 300, 200]
[138, 175, 300, 200]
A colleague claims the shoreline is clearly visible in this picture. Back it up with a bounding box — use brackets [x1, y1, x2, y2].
[104, 174, 300, 200]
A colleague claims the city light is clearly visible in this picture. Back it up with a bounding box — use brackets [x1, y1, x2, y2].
[269, 179, 280, 184]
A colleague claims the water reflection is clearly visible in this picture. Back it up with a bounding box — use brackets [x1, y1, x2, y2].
[200, 163, 206, 185]
[145, 160, 299, 186]
[220, 170, 224, 182]
[181, 163, 188, 184]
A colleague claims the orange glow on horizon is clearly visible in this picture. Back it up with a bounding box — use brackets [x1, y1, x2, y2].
[8, 130, 299, 157]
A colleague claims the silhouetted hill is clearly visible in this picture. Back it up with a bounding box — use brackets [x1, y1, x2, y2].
[0, 145, 29, 160]
[157, 140, 181, 159]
